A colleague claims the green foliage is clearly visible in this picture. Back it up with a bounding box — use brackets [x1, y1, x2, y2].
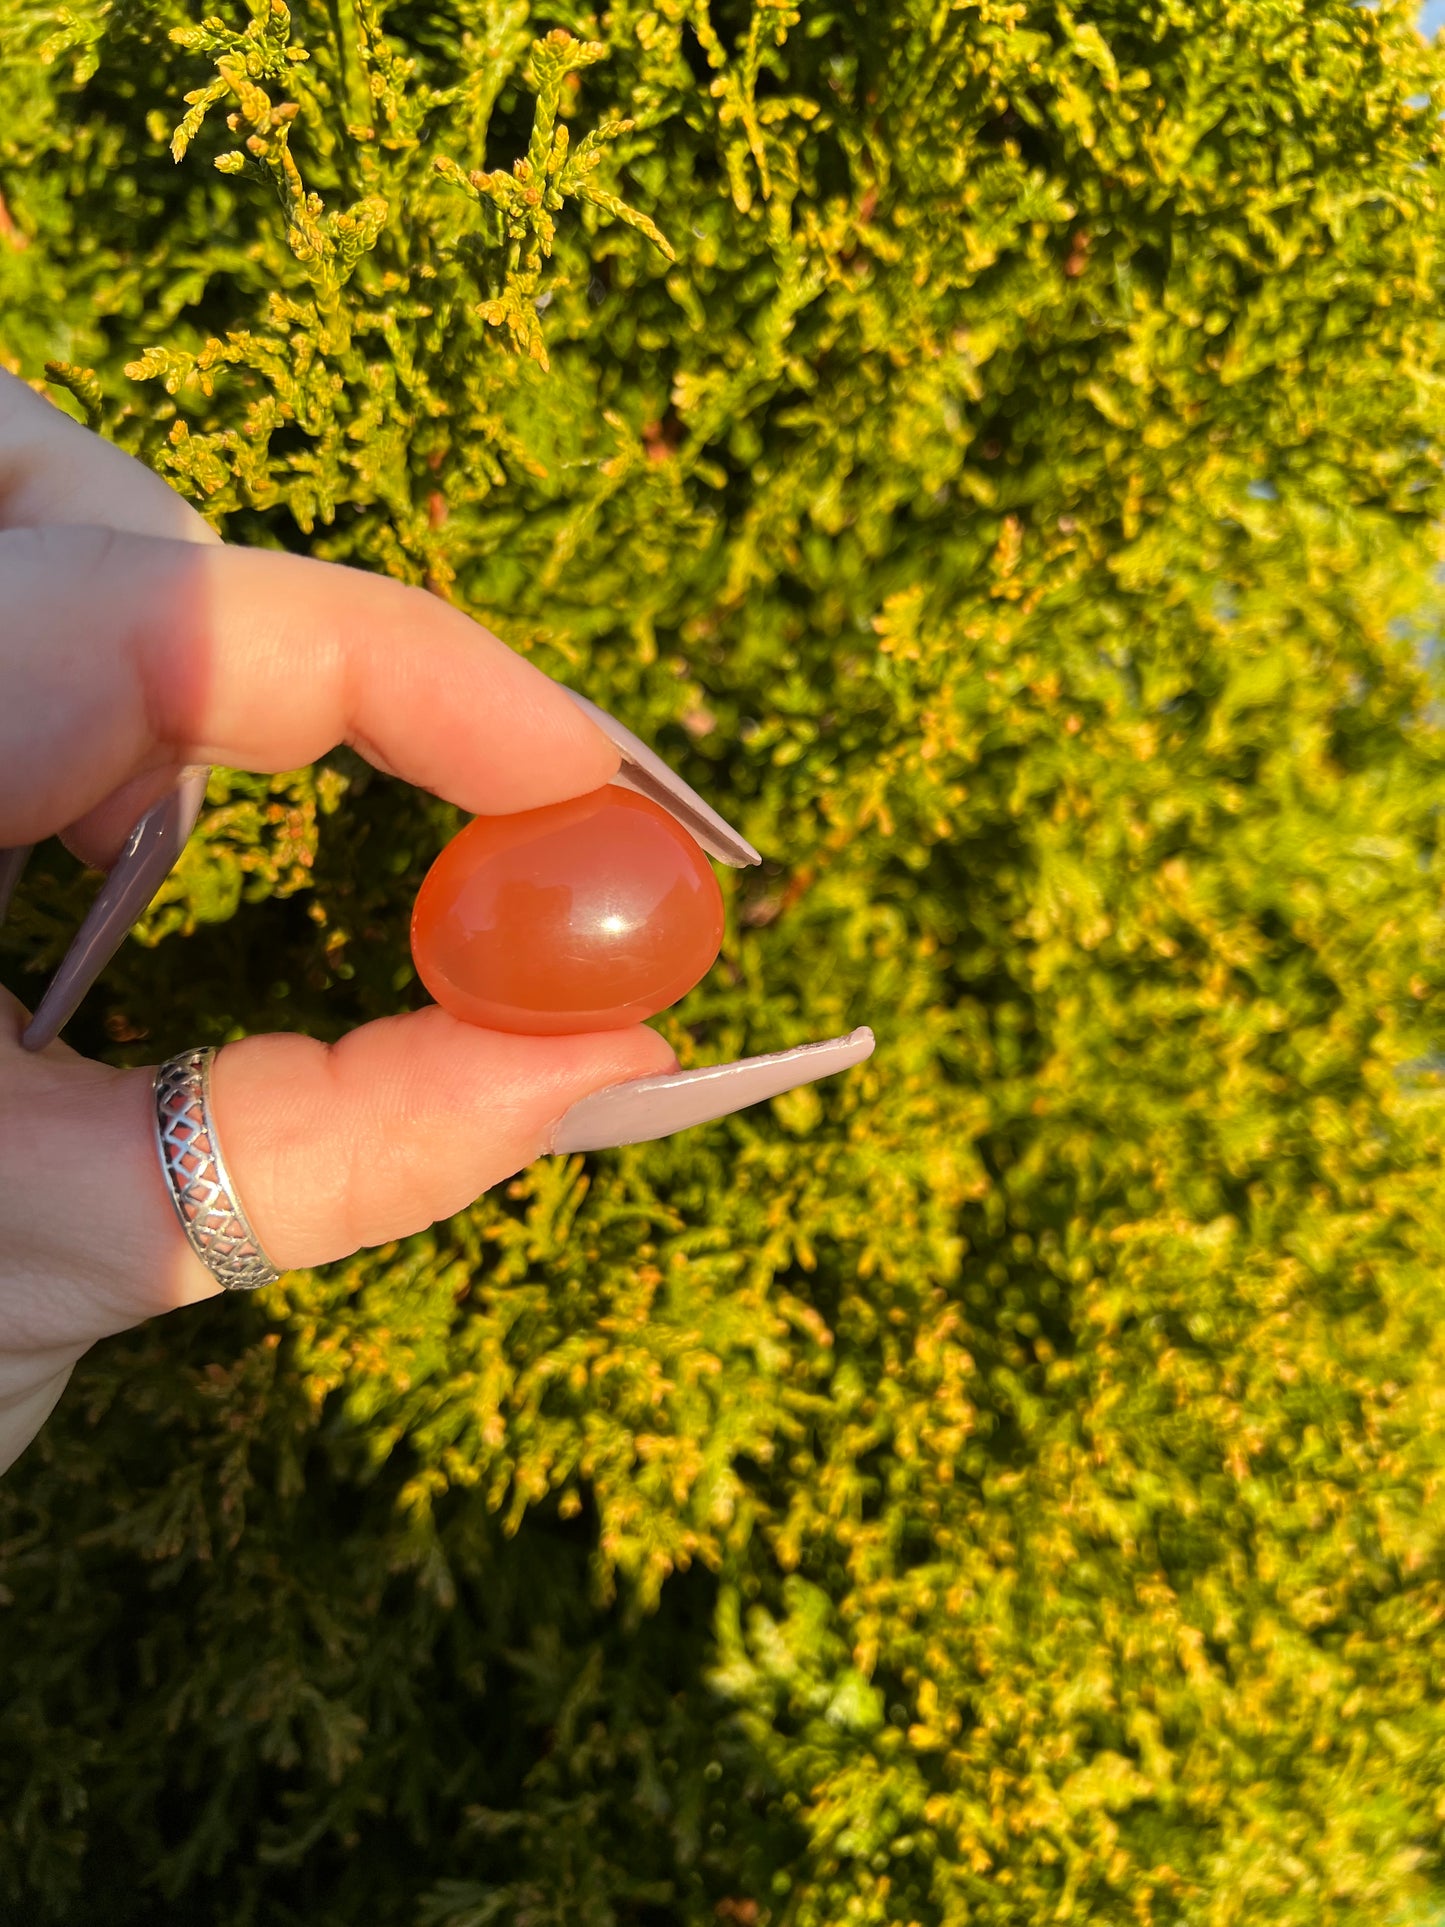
[4, 0, 1445, 1920]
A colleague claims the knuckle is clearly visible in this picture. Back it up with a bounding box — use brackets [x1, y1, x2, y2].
[0, 518, 127, 583]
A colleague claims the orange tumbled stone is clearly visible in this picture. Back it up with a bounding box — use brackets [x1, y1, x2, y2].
[410, 785, 725, 1034]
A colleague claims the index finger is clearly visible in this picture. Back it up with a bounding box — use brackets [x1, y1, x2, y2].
[0, 521, 621, 846]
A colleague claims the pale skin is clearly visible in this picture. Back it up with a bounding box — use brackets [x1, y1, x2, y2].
[0, 369, 682, 1470]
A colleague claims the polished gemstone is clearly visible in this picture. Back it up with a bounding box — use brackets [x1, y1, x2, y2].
[411, 785, 726, 1034]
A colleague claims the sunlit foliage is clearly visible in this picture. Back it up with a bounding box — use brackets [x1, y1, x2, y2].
[5, 1, 1445, 1920]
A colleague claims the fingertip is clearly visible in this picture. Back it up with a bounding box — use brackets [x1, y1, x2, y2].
[227, 550, 626, 813]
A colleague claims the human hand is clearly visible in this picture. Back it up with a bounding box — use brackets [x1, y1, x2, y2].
[0, 370, 873, 1473]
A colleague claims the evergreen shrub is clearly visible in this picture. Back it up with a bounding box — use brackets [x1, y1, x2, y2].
[4, 1, 1445, 1920]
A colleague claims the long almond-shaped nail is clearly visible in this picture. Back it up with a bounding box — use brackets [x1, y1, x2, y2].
[546, 1026, 875, 1154]
[563, 688, 762, 868]
[20, 768, 210, 1053]
[0, 845, 32, 928]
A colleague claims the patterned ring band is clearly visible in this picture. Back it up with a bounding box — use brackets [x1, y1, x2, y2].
[153, 1047, 281, 1291]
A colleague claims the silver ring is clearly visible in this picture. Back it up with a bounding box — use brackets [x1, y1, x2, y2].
[153, 1047, 281, 1291]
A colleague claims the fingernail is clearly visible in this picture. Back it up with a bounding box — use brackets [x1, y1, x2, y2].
[20, 767, 210, 1052]
[546, 1025, 876, 1153]
[563, 687, 762, 868]
[0, 845, 32, 928]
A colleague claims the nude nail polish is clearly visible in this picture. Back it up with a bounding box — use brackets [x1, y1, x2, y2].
[563, 688, 762, 869]
[546, 1026, 876, 1153]
[20, 767, 210, 1052]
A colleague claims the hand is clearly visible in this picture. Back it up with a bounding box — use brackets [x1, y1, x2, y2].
[0, 371, 872, 1473]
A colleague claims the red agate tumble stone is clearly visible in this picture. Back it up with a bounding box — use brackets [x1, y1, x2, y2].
[410, 785, 725, 1034]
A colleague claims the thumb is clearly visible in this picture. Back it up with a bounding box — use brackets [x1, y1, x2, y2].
[0, 1004, 678, 1351]
[208, 1009, 680, 1270]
